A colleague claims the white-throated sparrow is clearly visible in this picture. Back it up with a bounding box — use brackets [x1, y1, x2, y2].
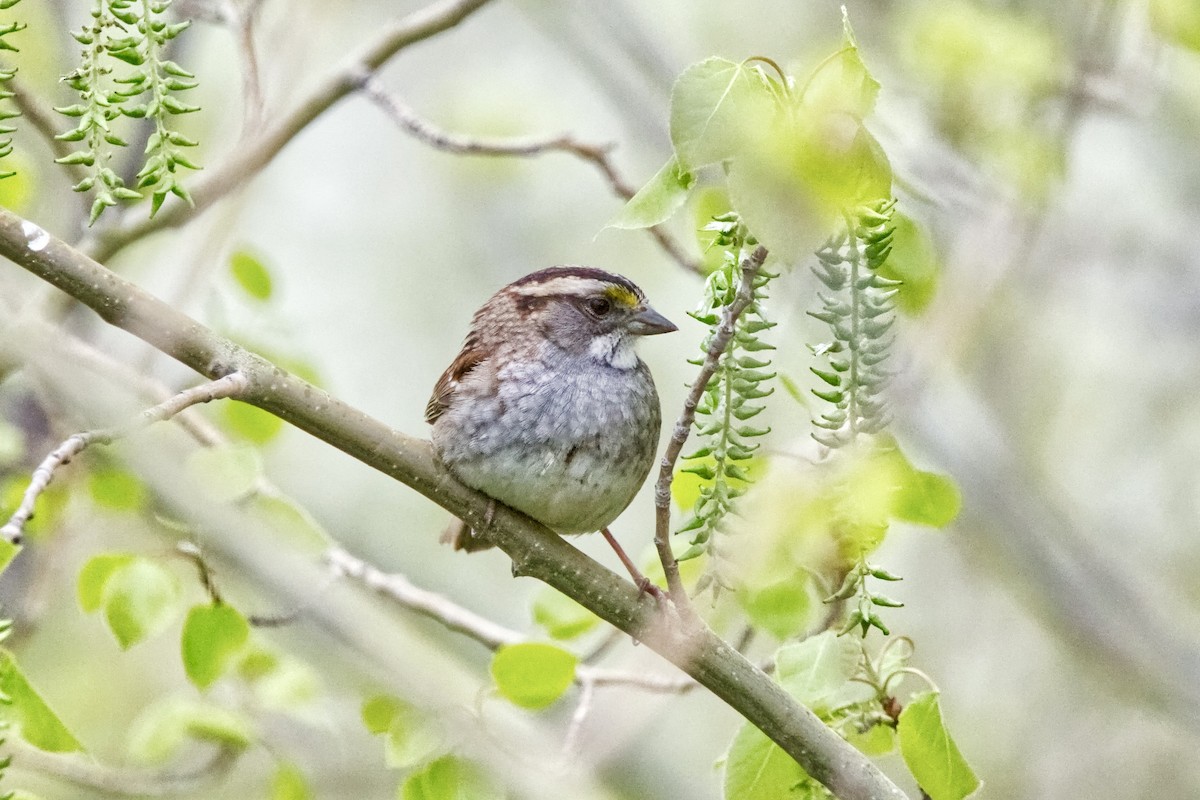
[427, 266, 676, 586]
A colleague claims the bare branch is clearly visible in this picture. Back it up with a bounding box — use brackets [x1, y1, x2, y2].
[327, 545, 522, 650]
[358, 76, 702, 276]
[85, 0, 498, 263]
[652, 246, 768, 612]
[0, 372, 248, 543]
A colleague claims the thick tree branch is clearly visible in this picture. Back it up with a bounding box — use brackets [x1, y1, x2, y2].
[0, 209, 908, 800]
[84, 0, 497, 263]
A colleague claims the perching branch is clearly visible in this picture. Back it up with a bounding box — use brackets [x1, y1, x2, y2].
[0, 209, 908, 800]
[652, 246, 768, 611]
[84, 0, 498, 263]
[358, 76, 702, 275]
[0, 372, 248, 543]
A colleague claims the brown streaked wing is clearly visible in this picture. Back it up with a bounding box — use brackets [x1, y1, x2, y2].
[425, 341, 485, 424]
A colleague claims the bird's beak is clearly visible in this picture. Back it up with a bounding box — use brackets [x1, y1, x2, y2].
[628, 305, 678, 336]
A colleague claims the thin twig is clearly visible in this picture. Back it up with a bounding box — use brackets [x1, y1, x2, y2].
[85, 0, 498, 263]
[0, 372, 249, 543]
[358, 75, 702, 276]
[7, 739, 242, 797]
[177, 541, 224, 605]
[562, 676, 596, 758]
[652, 245, 769, 615]
[328, 545, 522, 649]
[48, 326, 228, 447]
[227, 0, 267, 137]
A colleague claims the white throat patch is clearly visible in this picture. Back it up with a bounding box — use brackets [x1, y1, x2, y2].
[589, 332, 638, 370]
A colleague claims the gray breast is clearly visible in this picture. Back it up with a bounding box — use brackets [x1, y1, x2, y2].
[431, 349, 661, 533]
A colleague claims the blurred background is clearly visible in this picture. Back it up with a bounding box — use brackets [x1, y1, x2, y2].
[1, 0, 1199, 797]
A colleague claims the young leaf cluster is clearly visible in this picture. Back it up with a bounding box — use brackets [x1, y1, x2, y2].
[0, 0, 24, 181]
[611, 16, 892, 267]
[56, 0, 198, 224]
[809, 198, 900, 448]
[677, 213, 776, 595]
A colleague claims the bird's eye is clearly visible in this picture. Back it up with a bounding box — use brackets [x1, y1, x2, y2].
[586, 297, 613, 317]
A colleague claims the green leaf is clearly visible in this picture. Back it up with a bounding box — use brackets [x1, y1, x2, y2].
[847, 721, 897, 756]
[877, 213, 941, 315]
[892, 468, 961, 529]
[531, 587, 599, 640]
[490, 643, 577, 710]
[362, 694, 405, 735]
[608, 156, 694, 229]
[400, 756, 502, 800]
[270, 763, 312, 800]
[867, 439, 960, 529]
[0, 649, 85, 753]
[670, 57, 778, 171]
[799, 11, 880, 122]
[101, 558, 182, 649]
[739, 578, 813, 640]
[128, 697, 254, 763]
[725, 140, 826, 265]
[898, 692, 980, 800]
[221, 402, 285, 445]
[87, 467, 147, 511]
[181, 603, 250, 689]
[186, 444, 262, 503]
[776, 631, 872, 715]
[77, 553, 136, 613]
[229, 249, 273, 301]
[723, 722, 826, 800]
